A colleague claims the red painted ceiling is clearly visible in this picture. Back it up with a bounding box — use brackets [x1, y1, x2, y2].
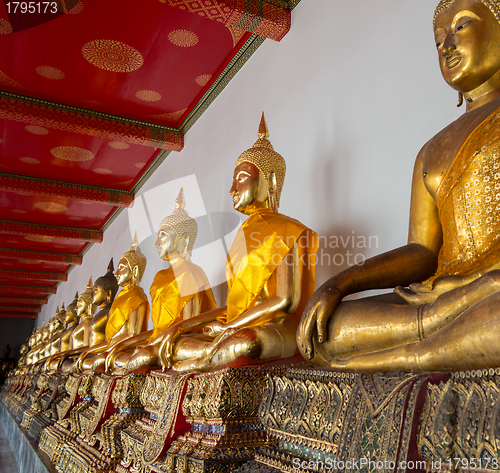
[0, 0, 295, 321]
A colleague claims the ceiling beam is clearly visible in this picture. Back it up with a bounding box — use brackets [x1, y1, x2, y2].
[0, 297, 48, 305]
[0, 269, 67, 282]
[0, 248, 82, 264]
[0, 173, 134, 208]
[0, 220, 102, 243]
[0, 91, 184, 151]
[0, 314, 38, 319]
[0, 306, 40, 314]
[164, 0, 291, 41]
[0, 285, 57, 295]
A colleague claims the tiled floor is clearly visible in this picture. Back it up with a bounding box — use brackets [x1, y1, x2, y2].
[0, 422, 19, 473]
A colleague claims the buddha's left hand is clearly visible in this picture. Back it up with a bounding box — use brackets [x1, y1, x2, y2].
[203, 321, 226, 337]
[395, 273, 480, 304]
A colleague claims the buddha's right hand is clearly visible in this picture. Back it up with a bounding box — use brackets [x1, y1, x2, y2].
[159, 325, 182, 371]
[298, 283, 343, 360]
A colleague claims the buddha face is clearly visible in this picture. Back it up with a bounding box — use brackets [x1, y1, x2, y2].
[115, 257, 133, 286]
[76, 296, 93, 318]
[435, 0, 500, 93]
[92, 284, 109, 306]
[230, 162, 270, 215]
[155, 226, 181, 261]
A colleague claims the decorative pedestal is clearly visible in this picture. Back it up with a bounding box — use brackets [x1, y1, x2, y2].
[54, 373, 146, 473]
[15, 374, 40, 422]
[245, 366, 445, 473]
[156, 365, 289, 473]
[26, 374, 68, 441]
[55, 374, 118, 472]
[117, 370, 192, 473]
[418, 368, 500, 473]
[39, 374, 94, 463]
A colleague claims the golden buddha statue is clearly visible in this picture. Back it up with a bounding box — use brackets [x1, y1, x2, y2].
[43, 293, 79, 372]
[76, 235, 150, 373]
[104, 189, 217, 374]
[159, 114, 318, 372]
[61, 261, 119, 373]
[32, 307, 66, 371]
[27, 321, 50, 367]
[298, 0, 500, 372]
[49, 280, 95, 372]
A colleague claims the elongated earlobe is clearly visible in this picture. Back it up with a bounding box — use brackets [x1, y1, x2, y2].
[268, 171, 278, 211]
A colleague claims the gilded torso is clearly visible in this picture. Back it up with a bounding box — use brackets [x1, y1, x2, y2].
[421, 97, 500, 280]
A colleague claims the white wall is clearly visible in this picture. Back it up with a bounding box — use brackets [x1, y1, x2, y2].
[39, 0, 462, 325]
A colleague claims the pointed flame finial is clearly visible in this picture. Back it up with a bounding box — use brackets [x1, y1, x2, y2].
[56, 306, 59, 313]
[257, 112, 269, 140]
[132, 231, 139, 248]
[107, 258, 114, 273]
[61, 303, 65, 310]
[175, 187, 186, 210]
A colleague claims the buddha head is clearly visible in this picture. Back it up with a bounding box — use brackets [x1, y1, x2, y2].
[40, 321, 50, 342]
[77, 278, 95, 318]
[65, 292, 79, 325]
[156, 188, 198, 262]
[93, 259, 119, 307]
[116, 232, 147, 287]
[231, 113, 286, 214]
[55, 304, 66, 329]
[434, 0, 500, 97]
[49, 317, 63, 337]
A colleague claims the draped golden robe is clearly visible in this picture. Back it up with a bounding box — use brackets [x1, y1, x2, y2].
[149, 258, 216, 340]
[105, 285, 150, 341]
[427, 107, 500, 287]
[224, 208, 318, 325]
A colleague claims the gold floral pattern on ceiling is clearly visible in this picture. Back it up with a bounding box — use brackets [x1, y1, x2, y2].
[82, 40, 144, 73]
[20, 157, 40, 164]
[135, 90, 162, 102]
[50, 146, 94, 162]
[150, 108, 187, 122]
[195, 74, 212, 86]
[168, 30, 199, 47]
[36, 66, 65, 80]
[93, 168, 112, 174]
[34, 202, 68, 213]
[25, 125, 49, 135]
[0, 19, 12, 35]
[65, 1, 83, 14]
[0, 70, 23, 89]
[108, 141, 130, 149]
[25, 235, 53, 242]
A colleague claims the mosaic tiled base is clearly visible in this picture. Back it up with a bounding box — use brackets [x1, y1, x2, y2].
[54, 374, 146, 473]
[159, 365, 289, 473]
[254, 367, 443, 473]
[24, 374, 68, 440]
[39, 374, 94, 463]
[418, 368, 500, 473]
[117, 370, 192, 473]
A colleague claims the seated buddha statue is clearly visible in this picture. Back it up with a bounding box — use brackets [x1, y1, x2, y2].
[61, 262, 119, 373]
[104, 189, 217, 374]
[27, 321, 49, 368]
[299, 0, 500, 372]
[44, 293, 80, 372]
[46, 280, 94, 372]
[33, 307, 66, 371]
[159, 114, 318, 372]
[76, 235, 150, 373]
